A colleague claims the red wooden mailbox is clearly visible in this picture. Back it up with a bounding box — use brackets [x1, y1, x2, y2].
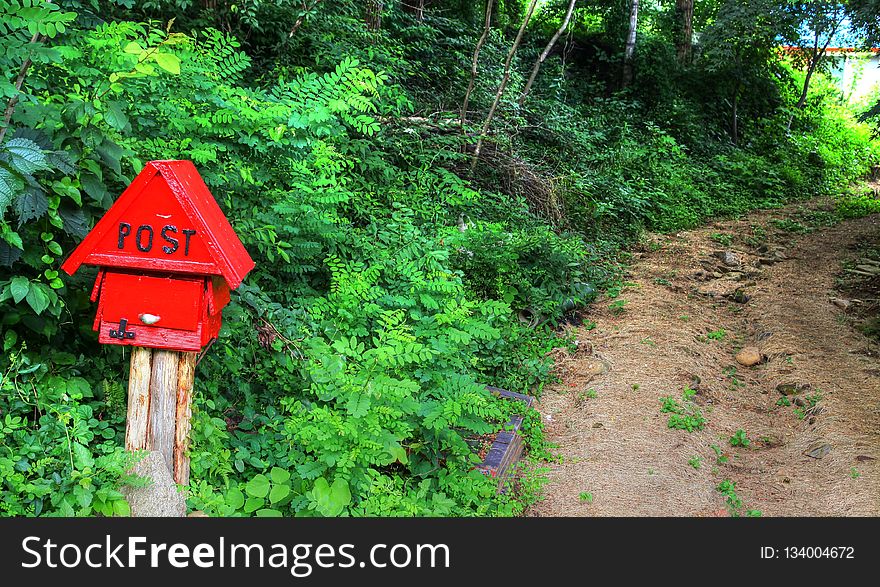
[61, 160, 254, 352]
[59, 160, 254, 503]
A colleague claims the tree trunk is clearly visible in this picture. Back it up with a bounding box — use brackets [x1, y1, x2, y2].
[288, 0, 324, 37]
[519, 0, 577, 106]
[675, 0, 693, 65]
[366, 1, 383, 31]
[461, 0, 496, 133]
[786, 12, 844, 132]
[785, 55, 819, 133]
[731, 80, 740, 146]
[622, 0, 639, 87]
[0, 30, 42, 145]
[470, 0, 539, 173]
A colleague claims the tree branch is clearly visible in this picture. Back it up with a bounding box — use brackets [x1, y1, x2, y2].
[470, 0, 539, 174]
[460, 0, 495, 134]
[0, 32, 41, 145]
[519, 0, 577, 106]
[288, 0, 323, 38]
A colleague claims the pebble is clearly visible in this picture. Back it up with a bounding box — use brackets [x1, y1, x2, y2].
[584, 358, 610, 376]
[776, 383, 808, 396]
[717, 251, 740, 267]
[831, 297, 851, 310]
[735, 346, 763, 367]
[804, 442, 831, 459]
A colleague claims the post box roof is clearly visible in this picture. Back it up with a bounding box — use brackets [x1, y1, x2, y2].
[61, 160, 254, 288]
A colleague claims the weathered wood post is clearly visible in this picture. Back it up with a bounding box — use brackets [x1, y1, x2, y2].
[61, 160, 255, 513]
[125, 347, 197, 484]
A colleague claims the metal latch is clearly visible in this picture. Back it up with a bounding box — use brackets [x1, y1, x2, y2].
[109, 318, 135, 340]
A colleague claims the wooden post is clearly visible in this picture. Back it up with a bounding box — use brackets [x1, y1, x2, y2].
[125, 346, 152, 451]
[174, 352, 196, 485]
[125, 347, 197, 486]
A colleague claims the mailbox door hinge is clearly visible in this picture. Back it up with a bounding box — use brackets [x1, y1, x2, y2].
[109, 318, 136, 340]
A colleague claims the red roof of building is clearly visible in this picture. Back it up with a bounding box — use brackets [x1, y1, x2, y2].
[61, 160, 255, 289]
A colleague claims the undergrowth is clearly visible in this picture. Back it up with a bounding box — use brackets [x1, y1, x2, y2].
[0, 1, 877, 517]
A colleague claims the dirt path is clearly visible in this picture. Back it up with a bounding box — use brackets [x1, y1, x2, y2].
[530, 198, 880, 517]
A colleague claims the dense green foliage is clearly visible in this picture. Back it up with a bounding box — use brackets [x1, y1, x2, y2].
[1, 0, 877, 516]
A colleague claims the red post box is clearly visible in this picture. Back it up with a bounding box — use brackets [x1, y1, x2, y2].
[61, 160, 254, 352]
[60, 161, 255, 499]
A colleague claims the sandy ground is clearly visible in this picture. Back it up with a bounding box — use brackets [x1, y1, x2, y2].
[528, 198, 880, 517]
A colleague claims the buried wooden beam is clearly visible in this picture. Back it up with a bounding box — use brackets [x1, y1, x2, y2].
[477, 386, 535, 492]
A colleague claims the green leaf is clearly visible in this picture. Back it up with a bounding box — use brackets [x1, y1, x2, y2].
[58, 499, 75, 517]
[26, 283, 51, 315]
[0, 241, 22, 266]
[269, 484, 290, 504]
[96, 139, 124, 175]
[329, 478, 352, 511]
[245, 474, 270, 498]
[255, 508, 283, 517]
[270, 467, 291, 484]
[0, 168, 21, 214]
[387, 442, 408, 464]
[73, 485, 93, 509]
[226, 487, 245, 510]
[10, 276, 29, 303]
[59, 207, 90, 239]
[112, 500, 131, 517]
[13, 189, 48, 226]
[3, 330, 17, 352]
[72, 442, 95, 469]
[312, 477, 351, 517]
[66, 376, 93, 398]
[104, 101, 129, 131]
[153, 53, 181, 75]
[4, 137, 47, 173]
[243, 497, 263, 513]
[123, 42, 143, 55]
[1, 225, 23, 250]
[51, 351, 75, 365]
[347, 393, 371, 418]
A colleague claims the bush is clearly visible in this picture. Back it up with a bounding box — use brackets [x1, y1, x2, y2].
[2, 0, 878, 518]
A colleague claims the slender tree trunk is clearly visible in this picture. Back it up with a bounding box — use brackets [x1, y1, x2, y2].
[796, 58, 820, 110]
[622, 0, 639, 87]
[519, 0, 577, 106]
[785, 56, 819, 132]
[786, 13, 844, 132]
[366, 0, 383, 31]
[288, 0, 324, 37]
[461, 0, 496, 133]
[731, 80, 740, 146]
[0, 3, 46, 147]
[470, 0, 539, 173]
[675, 0, 693, 65]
